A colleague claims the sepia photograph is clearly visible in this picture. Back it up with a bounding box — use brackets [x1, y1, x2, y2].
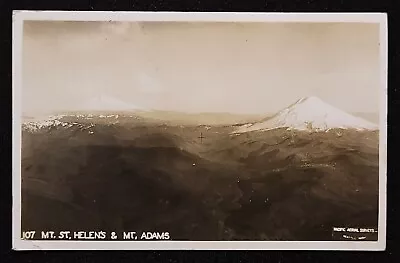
[12, 11, 387, 250]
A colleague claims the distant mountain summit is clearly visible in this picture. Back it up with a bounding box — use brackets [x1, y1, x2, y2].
[80, 94, 145, 112]
[235, 96, 378, 133]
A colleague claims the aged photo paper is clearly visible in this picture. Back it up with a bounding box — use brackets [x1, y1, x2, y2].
[12, 11, 387, 250]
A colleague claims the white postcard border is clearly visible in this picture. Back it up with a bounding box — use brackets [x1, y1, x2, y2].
[12, 11, 388, 251]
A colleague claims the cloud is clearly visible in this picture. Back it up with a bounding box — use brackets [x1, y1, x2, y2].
[98, 21, 147, 40]
[101, 21, 132, 35]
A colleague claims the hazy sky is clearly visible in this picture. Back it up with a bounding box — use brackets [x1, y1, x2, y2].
[22, 21, 381, 115]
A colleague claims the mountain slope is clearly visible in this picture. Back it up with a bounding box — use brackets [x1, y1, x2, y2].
[21, 122, 379, 241]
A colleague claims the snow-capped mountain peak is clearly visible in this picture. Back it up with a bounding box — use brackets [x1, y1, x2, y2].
[235, 96, 378, 133]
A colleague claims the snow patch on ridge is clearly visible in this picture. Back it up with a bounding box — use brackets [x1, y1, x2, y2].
[22, 115, 70, 132]
[22, 95, 147, 132]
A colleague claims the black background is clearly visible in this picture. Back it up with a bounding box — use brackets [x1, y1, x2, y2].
[1, 0, 398, 262]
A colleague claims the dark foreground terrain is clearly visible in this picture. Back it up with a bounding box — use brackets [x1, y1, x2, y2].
[21, 114, 379, 241]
